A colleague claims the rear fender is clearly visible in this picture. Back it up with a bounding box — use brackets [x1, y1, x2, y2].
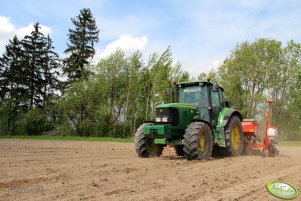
[220, 109, 243, 127]
[215, 108, 243, 146]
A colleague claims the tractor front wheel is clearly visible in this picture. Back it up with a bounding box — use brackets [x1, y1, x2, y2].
[183, 122, 213, 160]
[134, 123, 163, 158]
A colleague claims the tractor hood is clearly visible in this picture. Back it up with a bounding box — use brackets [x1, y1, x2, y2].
[155, 103, 200, 130]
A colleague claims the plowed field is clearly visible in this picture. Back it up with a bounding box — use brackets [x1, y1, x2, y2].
[0, 140, 300, 200]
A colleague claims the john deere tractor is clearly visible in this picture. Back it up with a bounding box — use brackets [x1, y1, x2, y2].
[134, 79, 245, 160]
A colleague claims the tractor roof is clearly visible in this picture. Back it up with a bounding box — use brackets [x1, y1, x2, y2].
[177, 80, 224, 91]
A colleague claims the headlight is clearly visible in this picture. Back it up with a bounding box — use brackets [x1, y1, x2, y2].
[161, 117, 168, 122]
[155, 117, 161, 122]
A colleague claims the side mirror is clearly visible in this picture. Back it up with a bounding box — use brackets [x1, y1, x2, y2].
[213, 84, 219, 92]
[225, 101, 232, 108]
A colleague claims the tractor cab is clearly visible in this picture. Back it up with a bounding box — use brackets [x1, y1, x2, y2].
[176, 81, 226, 125]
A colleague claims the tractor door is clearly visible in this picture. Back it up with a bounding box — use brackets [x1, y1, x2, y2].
[210, 85, 223, 125]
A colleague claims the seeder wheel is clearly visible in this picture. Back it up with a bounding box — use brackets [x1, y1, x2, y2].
[268, 142, 279, 157]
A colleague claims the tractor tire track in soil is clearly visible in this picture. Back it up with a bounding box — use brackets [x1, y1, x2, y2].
[0, 140, 300, 201]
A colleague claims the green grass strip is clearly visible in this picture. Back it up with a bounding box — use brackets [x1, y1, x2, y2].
[0, 135, 133, 143]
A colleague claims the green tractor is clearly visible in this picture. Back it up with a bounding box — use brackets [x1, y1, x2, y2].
[134, 79, 245, 160]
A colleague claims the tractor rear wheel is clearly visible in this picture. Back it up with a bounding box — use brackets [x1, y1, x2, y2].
[134, 123, 164, 157]
[220, 115, 244, 156]
[183, 122, 213, 160]
[174, 145, 184, 156]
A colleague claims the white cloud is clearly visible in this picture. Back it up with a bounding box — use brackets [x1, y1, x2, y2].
[16, 23, 52, 39]
[0, 16, 52, 50]
[93, 34, 148, 61]
[0, 16, 15, 33]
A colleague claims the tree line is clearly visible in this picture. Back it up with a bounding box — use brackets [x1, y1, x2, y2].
[1, 8, 301, 139]
[200, 39, 301, 140]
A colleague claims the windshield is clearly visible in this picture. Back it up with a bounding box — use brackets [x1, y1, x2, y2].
[178, 85, 208, 107]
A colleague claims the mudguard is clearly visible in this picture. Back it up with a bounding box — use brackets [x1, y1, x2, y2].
[214, 108, 243, 147]
[218, 108, 243, 127]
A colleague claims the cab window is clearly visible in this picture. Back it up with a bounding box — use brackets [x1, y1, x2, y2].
[211, 90, 221, 107]
[178, 85, 208, 107]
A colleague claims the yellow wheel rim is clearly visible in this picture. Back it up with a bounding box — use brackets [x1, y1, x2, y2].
[231, 125, 240, 150]
[198, 132, 206, 152]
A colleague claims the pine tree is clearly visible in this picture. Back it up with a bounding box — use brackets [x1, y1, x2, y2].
[1, 23, 61, 110]
[22, 23, 49, 109]
[64, 8, 99, 82]
[22, 23, 62, 109]
[0, 36, 27, 106]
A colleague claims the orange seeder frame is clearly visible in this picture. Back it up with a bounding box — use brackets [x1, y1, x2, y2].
[247, 100, 274, 155]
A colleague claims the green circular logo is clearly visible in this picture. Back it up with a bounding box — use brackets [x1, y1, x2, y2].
[267, 180, 299, 200]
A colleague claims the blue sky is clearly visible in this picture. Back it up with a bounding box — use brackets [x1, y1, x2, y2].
[1, 0, 301, 76]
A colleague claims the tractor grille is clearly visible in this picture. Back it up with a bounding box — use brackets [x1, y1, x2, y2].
[156, 108, 179, 126]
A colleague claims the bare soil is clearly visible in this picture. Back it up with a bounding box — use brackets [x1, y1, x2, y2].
[0, 140, 300, 201]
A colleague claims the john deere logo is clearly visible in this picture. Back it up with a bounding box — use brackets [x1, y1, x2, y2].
[267, 180, 299, 199]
